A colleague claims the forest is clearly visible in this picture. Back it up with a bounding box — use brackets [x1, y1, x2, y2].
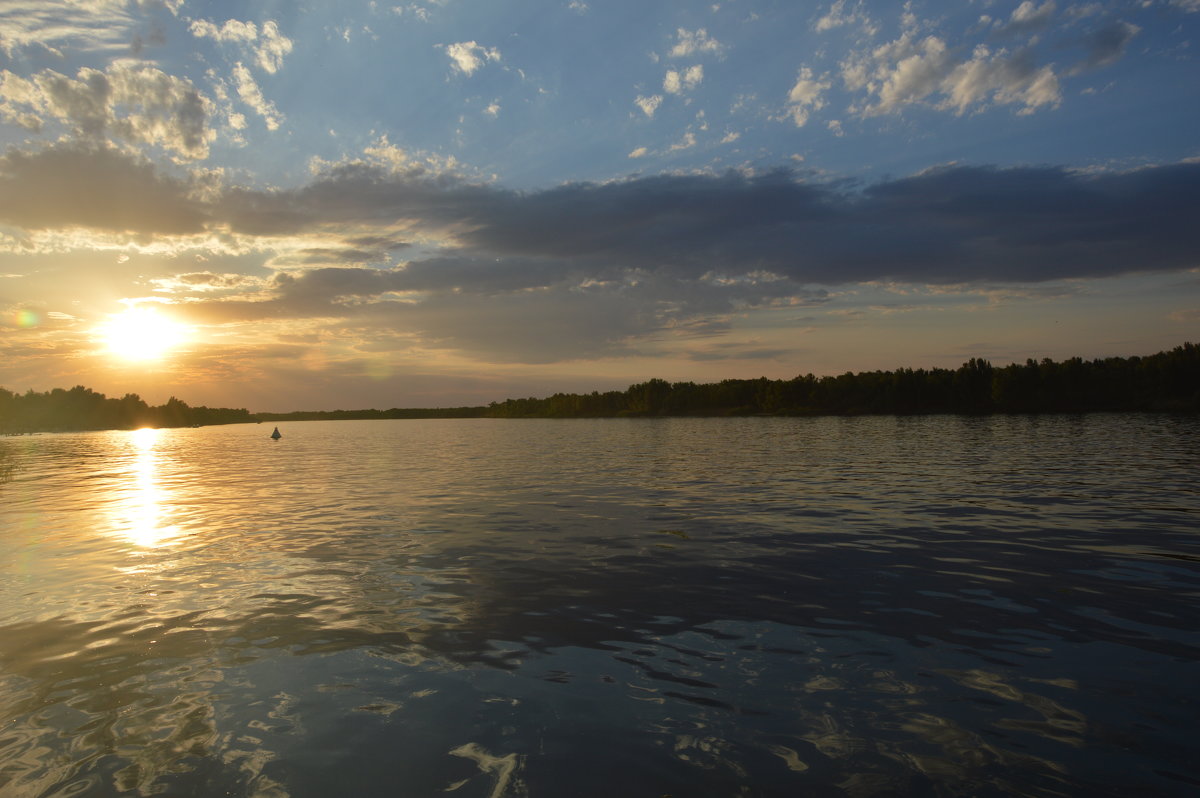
[2, 343, 1196, 433]
[484, 343, 1200, 418]
[0, 386, 253, 434]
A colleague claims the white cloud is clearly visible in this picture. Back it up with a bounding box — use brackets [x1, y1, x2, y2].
[827, 119, 844, 136]
[441, 41, 501, 76]
[256, 21, 294, 74]
[189, 18, 256, 43]
[628, 146, 649, 158]
[843, 32, 1061, 116]
[992, 1, 1057, 36]
[634, 94, 662, 117]
[1013, 1, 1055, 25]
[786, 68, 830, 127]
[941, 46, 1061, 115]
[668, 132, 696, 151]
[0, 61, 214, 159]
[232, 62, 283, 130]
[568, 1, 589, 13]
[190, 18, 294, 74]
[0, 0, 138, 56]
[664, 65, 703, 95]
[668, 28, 724, 58]
[720, 131, 740, 144]
[815, 0, 865, 33]
[484, 101, 500, 117]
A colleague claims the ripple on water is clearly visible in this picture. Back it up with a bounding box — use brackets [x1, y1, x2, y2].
[0, 416, 1198, 796]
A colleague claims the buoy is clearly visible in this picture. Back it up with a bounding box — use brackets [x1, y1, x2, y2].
[270, 426, 281, 440]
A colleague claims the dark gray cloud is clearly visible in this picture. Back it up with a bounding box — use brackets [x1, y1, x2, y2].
[5, 144, 1196, 289]
[0, 144, 207, 234]
[216, 158, 1200, 289]
[4, 144, 1198, 364]
[217, 161, 496, 237]
[207, 159, 1197, 361]
[1075, 21, 1140, 71]
[446, 163, 1200, 286]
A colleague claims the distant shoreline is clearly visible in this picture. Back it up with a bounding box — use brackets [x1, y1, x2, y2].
[3, 343, 1196, 434]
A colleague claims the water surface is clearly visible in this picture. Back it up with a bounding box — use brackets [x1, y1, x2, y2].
[1, 416, 1198, 796]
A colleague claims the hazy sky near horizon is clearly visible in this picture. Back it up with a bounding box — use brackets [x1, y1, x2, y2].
[0, 0, 1197, 411]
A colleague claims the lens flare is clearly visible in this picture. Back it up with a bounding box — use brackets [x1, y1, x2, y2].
[14, 309, 40, 328]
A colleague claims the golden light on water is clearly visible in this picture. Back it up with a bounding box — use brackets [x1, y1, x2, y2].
[119, 427, 177, 548]
[98, 307, 190, 362]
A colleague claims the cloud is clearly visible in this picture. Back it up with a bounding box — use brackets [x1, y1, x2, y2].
[814, 0, 867, 33]
[441, 41, 501, 76]
[992, 1, 1057, 37]
[5, 145, 1198, 363]
[686, 344, 790, 362]
[941, 45, 1060, 115]
[668, 132, 697, 151]
[1073, 20, 1140, 72]
[634, 94, 662, 117]
[0, 144, 207, 235]
[0, 61, 213, 159]
[628, 146, 649, 158]
[664, 65, 703, 95]
[17, 147, 1200, 290]
[786, 68, 830, 126]
[668, 28, 724, 58]
[150, 271, 265, 296]
[0, 0, 139, 56]
[843, 33, 1061, 116]
[190, 18, 294, 74]
[232, 62, 284, 130]
[255, 21, 294, 73]
[189, 18, 256, 43]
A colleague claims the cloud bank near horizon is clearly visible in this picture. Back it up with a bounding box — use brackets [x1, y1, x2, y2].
[2, 143, 1195, 365]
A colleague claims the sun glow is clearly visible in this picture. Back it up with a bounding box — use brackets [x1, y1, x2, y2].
[99, 307, 190, 361]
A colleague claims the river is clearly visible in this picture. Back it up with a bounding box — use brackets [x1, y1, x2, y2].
[1, 415, 1197, 796]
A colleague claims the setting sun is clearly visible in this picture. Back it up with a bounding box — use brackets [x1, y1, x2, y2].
[99, 308, 189, 362]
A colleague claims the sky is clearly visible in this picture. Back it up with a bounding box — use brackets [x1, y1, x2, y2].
[0, 0, 1197, 411]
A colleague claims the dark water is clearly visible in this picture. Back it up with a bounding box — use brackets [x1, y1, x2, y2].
[0, 416, 1197, 797]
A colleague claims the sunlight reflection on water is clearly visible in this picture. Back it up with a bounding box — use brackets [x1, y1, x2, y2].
[0, 416, 1197, 797]
[111, 427, 178, 549]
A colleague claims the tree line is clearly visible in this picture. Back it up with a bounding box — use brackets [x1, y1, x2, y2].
[255, 406, 485, 422]
[0, 385, 253, 434]
[2, 343, 1196, 433]
[484, 343, 1200, 418]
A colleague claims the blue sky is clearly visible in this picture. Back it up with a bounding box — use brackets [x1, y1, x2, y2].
[0, 0, 1197, 410]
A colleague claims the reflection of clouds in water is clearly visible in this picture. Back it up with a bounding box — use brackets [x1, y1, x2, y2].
[0, 612, 294, 798]
[941, 668, 1087, 747]
[448, 743, 524, 798]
